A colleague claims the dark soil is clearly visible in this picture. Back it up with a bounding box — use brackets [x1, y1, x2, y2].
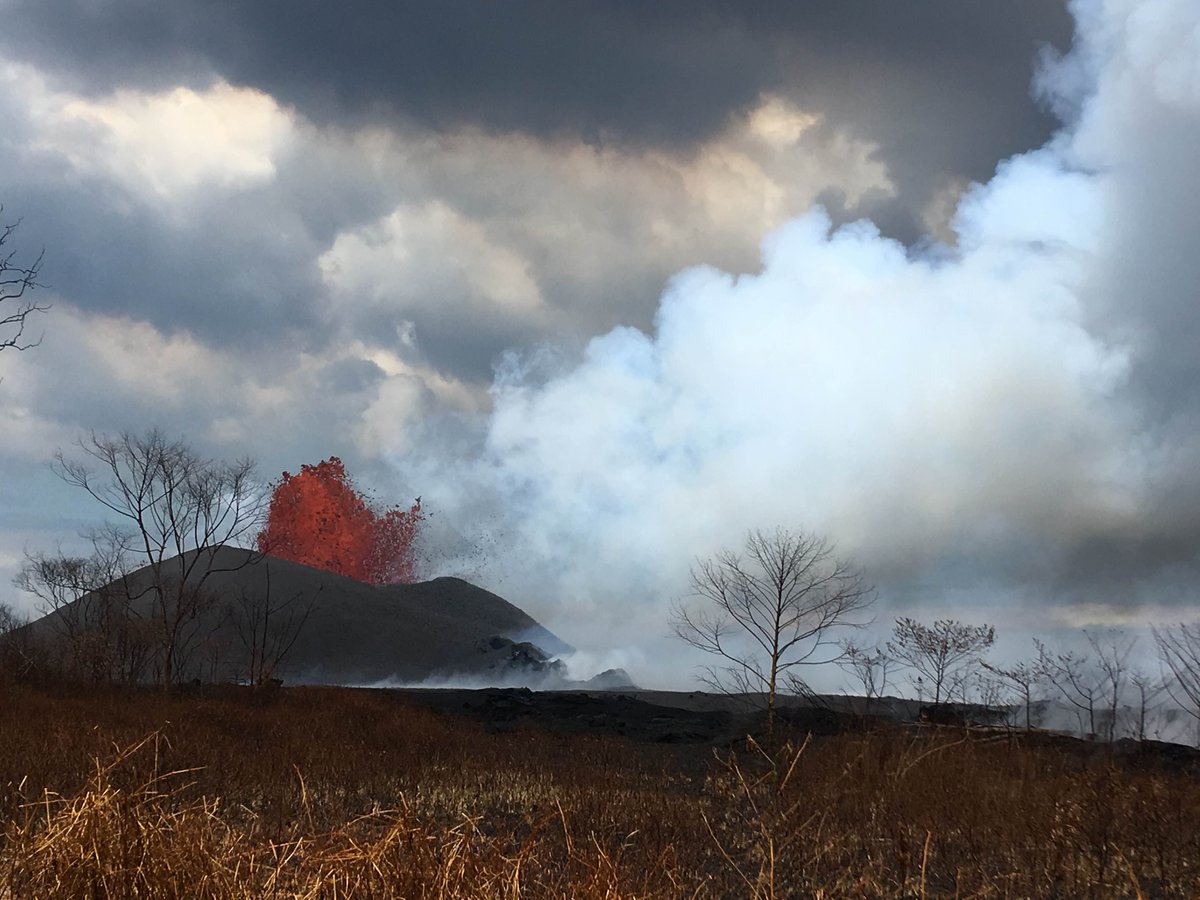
[395, 686, 1200, 775]
[404, 687, 878, 745]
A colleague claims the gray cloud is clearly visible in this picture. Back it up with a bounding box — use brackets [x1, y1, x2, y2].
[0, 1, 1074, 390]
[4, 1, 1070, 245]
[13, 0, 1200, 691]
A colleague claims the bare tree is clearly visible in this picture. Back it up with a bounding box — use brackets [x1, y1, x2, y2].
[981, 657, 1043, 729]
[0, 602, 22, 635]
[1036, 639, 1104, 738]
[1128, 668, 1165, 741]
[17, 548, 118, 681]
[52, 430, 265, 690]
[837, 642, 892, 713]
[971, 666, 1010, 717]
[887, 618, 994, 706]
[0, 602, 28, 681]
[227, 561, 316, 686]
[1036, 631, 1135, 742]
[0, 600, 40, 682]
[0, 211, 48, 352]
[15, 529, 152, 684]
[1087, 630, 1135, 742]
[1153, 622, 1200, 731]
[671, 527, 873, 733]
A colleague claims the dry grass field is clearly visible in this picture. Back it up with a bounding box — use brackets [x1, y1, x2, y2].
[1, 681, 1199, 898]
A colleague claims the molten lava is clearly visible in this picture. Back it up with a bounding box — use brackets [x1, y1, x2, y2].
[256, 457, 423, 584]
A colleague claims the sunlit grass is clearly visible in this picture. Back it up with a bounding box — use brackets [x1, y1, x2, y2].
[1, 681, 1198, 897]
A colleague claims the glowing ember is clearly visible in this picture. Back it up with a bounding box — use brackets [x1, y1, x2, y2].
[256, 457, 423, 584]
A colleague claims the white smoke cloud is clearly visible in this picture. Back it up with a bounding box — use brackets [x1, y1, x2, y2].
[401, 0, 1200, 685]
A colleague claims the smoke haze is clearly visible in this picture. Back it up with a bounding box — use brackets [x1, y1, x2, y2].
[2, 0, 1199, 689]
[404, 0, 1200, 681]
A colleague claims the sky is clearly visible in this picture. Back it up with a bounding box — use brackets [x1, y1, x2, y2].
[2, 0, 1199, 687]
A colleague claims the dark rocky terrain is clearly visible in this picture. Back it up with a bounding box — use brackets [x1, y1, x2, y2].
[390, 685, 1200, 772]
[20, 547, 596, 686]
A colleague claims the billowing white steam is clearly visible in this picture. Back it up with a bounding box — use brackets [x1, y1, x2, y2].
[408, 0, 1200, 679]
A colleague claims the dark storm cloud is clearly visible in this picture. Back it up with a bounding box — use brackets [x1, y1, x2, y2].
[4, 179, 328, 348]
[4, 2, 1071, 242]
[4, 2, 769, 144]
[757, 4, 1077, 238]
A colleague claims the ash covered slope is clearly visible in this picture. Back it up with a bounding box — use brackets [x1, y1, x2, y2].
[286, 561, 574, 683]
[25, 546, 573, 685]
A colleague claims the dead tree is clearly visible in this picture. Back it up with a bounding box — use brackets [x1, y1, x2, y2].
[17, 551, 118, 681]
[1036, 639, 1105, 738]
[52, 430, 265, 690]
[1128, 668, 1165, 741]
[0, 603, 21, 634]
[971, 666, 1011, 720]
[227, 561, 316, 686]
[837, 642, 892, 713]
[1087, 630, 1135, 742]
[671, 527, 873, 733]
[0, 601, 33, 680]
[1153, 623, 1200, 737]
[0, 211, 48, 352]
[981, 657, 1043, 729]
[888, 618, 994, 705]
[14, 527, 148, 683]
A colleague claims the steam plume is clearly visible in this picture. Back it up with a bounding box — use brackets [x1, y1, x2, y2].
[403, 0, 1200, 678]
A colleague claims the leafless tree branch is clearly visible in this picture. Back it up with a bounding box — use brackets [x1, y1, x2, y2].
[671, 527, 874, 733]
[1154, 622, 1200, 728]
[50, 429, 267, 690]
[0, 210, 49, 353]
[888, 618, 994, 706]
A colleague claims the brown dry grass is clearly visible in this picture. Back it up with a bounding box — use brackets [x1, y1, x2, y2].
[1, 681, 1198, 898]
